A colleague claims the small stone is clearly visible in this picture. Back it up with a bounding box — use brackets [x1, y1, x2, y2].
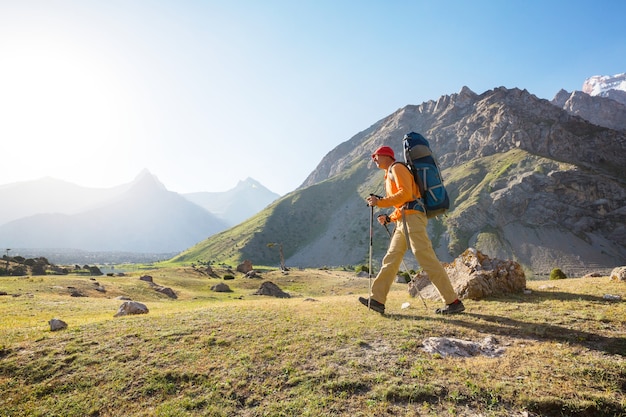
[49, 318, 68, 331]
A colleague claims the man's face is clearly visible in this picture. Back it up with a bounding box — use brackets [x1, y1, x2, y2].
[372, 154, 392, 169]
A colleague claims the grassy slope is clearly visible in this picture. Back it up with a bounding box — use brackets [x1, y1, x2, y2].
[168, 148, 589, 273]
[0, 269, 625, 417]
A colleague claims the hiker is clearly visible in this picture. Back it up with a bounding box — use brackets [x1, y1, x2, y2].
[359, 145, 465, 315]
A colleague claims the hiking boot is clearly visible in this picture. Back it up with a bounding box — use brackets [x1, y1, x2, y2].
[358, 296, 385, 314]
[435, 299, 465, 315]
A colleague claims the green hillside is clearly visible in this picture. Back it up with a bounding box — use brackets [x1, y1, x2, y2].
[171, 159, 380, 267]
[169, 148, 580, 273]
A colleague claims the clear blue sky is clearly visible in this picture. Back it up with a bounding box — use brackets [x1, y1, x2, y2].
[1, 0, 624, 195]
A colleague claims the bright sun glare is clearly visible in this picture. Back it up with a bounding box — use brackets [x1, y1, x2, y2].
[0, 31, 143, 185]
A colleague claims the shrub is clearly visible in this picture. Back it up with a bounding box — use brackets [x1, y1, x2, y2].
[550, 268, 567, 280]
[355, 265, 369, 274]
[398, 271, 411, 283]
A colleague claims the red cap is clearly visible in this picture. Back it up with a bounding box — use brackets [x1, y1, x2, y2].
[372, 146, 395, 160]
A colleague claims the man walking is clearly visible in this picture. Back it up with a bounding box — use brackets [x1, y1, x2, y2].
[359, 145, 465, 315]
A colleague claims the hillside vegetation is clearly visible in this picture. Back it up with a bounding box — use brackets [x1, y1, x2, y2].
[1, 267, 625, 416]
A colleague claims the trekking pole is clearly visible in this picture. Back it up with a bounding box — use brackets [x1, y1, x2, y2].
[368, 204, 374, 310]
[382, 223, 429, 311]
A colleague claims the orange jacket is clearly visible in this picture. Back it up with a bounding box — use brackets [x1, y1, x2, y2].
[377, 162, 421, 222]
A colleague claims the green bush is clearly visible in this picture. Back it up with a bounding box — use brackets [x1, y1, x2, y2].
[398, 271, 411, 283]
[550, 268, 567, 280]
[355, 265, 369, 274]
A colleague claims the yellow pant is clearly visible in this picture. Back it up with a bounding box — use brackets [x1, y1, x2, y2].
[371, 211, 457, 305]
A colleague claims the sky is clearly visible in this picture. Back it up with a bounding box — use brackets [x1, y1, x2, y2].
[1, 1, 624, 196]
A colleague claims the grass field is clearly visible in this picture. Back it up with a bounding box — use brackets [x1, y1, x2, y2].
[1, 267, 625, 416]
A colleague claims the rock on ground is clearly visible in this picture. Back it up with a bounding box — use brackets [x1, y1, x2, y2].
[114, 301, 149, 317]
[422, 336, 505, 358]
[211, 283, 232, 292]
[610, 266, 626, 282]
[253, 281, 290, 298]
[48, 318, 68, 331]
[409, 248, 526, 300]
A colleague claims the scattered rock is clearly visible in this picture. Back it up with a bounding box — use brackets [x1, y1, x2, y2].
[114, 301, 149, 317]
[422, 336, 505, 357]
[139, 275, 177, 298]
[303, 298, 318, 302]
[253, 281, 290, 298]
[0, 291, 7, 296]
[409, 248, 526, 300]
[401, 302, 411, 309]
[237, 260, 253, 274]
[610, 266, 626, 282]
[211, 283, 232, 293]
[583, 272, 603, 278]
[603, 294, 622, 301]
[48, 318, 68, 331]
[116, 296, 132, 300]
[154, 286, 177, 298]
[245, 270, 260, 278]
[69, 289, 87, 297]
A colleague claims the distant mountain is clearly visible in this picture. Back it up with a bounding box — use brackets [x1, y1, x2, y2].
[0, 177, 127, 225]
[184, 178, 279, 226]
[552, 72, 626, 132]
[175, 85, 626, 277]
[552, 89, 626, 132]
[0, 171, 280, 253]
[582, 72, 626, 105]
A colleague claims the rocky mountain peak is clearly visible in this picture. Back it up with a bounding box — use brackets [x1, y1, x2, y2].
[280, 85, 626, 275]
[552, 72, 626, 132]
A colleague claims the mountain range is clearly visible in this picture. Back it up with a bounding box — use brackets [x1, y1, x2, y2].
[0, 172, 279, 254]
[174, 74, 626, 277]
[3, 73, 625, 276]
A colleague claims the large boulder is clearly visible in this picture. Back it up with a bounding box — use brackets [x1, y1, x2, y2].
[237, 260, 253, 274]
[610, 266, 626, 282]
[409, 248, 526, 300]
[253, 281, 290, 298]
[114, 301, 149, 317]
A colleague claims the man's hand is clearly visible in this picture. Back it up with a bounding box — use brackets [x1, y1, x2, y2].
[377, 214, 391, 225]
[366, 194, 381, 207]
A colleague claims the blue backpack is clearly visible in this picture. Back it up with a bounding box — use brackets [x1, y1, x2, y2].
[402, 132, 450, 218]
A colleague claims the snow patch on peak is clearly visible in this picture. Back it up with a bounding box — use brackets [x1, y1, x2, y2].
[582, 72, 626, 96]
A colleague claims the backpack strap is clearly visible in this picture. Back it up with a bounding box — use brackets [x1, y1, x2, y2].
[388, 162, 425, 213]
